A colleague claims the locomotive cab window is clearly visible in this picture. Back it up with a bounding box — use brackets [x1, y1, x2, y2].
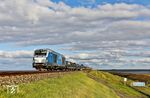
[34, 50, 47, 56]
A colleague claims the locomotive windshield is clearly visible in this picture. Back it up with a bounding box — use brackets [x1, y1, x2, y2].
[34, 50, 47, 56]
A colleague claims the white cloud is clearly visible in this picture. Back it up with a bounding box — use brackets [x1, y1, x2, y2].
[0, 50, 34, 70]
[0, 1, 150, 45]
[67, 47, 150, 69]
[0, 50, 33, 58]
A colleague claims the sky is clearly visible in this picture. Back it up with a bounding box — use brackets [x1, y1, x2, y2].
[0, 0, 150, 70]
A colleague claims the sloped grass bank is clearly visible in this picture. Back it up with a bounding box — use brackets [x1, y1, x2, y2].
[88, 71, 148, 98]
[111, 73, 150, 96]
[0, 72, 119, 98]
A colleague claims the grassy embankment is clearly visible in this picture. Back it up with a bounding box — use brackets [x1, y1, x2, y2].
[121, 73, 150, 96]
[0, 71, 149, 98]
[0, 72, 119, 98]
[108, 72, 150, 96]
[88, 71, 149, 98]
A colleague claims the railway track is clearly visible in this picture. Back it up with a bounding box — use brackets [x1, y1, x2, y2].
[0, 70, 67, 76]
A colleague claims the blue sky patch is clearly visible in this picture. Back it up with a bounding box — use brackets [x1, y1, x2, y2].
[51, 0, 150, 8]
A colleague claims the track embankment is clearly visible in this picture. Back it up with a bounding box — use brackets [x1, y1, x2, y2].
[0, 71, 73, 86]
[87, 71, 149, 98]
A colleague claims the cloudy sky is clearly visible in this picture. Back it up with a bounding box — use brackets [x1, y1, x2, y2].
[0, 0, 150, 70]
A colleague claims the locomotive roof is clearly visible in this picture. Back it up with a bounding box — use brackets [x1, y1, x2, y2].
[34, 48, 65, 57]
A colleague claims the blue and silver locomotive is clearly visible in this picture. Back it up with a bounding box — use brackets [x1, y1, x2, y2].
[33, 49, 66, 71]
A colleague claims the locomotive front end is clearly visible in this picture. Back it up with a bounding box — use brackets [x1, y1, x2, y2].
[32, 49, 48, 70]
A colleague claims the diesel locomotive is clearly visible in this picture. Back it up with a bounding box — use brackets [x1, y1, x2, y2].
[33, 49, 66, 71]
[32, 49, 87, 71]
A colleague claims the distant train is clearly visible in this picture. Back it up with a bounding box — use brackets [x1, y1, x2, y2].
[32, 49, 88, 71]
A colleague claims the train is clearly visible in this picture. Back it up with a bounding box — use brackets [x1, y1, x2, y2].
[32, 49, 89, 71]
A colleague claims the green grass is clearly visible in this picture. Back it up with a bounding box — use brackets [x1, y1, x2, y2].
[0, 72, 119, 98]
[88, 71, 148, 98]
